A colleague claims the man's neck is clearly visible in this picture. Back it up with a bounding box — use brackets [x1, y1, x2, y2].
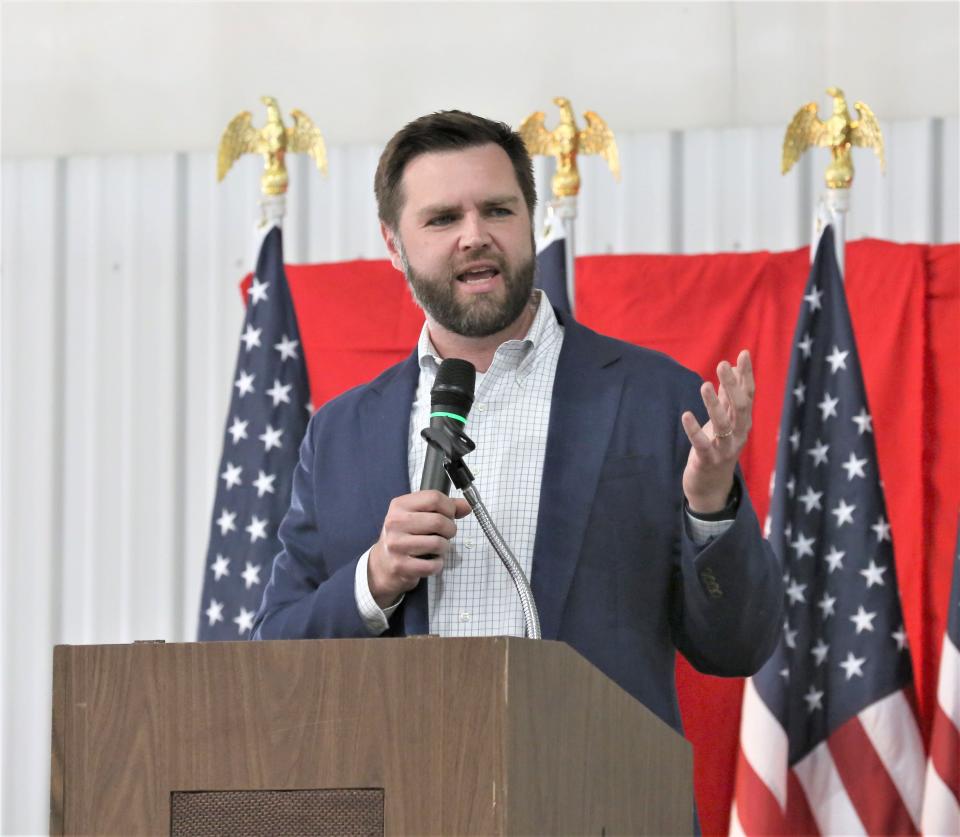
[426, 295, 539, 373]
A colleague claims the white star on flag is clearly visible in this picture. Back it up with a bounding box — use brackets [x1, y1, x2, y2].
[804, 685, 824, 712]
[205, 598, 224, 626]
[798, 333, 813, 358]
[234, 370, 255, 398]
[786, 578, 808, 604]
[259, 424, 283, 452]
[266, 379, 293, 406]
[798, 486, 823, 513]
[240, 324, 262, 351]
[831, 498, 856, 527]
[860, 560, 888, 588]
[825, 345, 849, 373]
[227, 417, 249, 444]
[891, 625, 909, 650]
[790, 531, 816, 558]
[274, 334, 300, 361]
[817, 392, 839, 421]
[241, 561, 262, 589]
[789, 429, 801, 451]
[210, 554, 230, 580]
[871, 516, 892, 542]
[245, 515, 268, 543]
[252, 470, 276, 498]
[793, 381, 806, 404]
[220, 462, 243, 490]
[841, 452, 868, 480]
[804, 285, 823, 311]
[839, 651, 866, 680]
[233, 607, 256, 634]
[807, 439, 829, 466]
[817, 591, 837, 618]
[248, 277, 269, 305]
[824, 545, 846, 573]
[784, 622, 798, 648]
[851, 407, 873, 435]
[216, 509, 237, 536]
[810, 638, 829, 665]
[786, 477, 796, 498]
[850, 605, 878, 634]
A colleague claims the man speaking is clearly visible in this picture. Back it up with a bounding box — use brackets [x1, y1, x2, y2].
[252, 111, 783, 737]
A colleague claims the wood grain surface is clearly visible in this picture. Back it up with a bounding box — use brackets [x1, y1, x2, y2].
[50, 637, 691, 835]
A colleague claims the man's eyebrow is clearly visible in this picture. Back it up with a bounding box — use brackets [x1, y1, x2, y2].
[417, 195, 521, 219]
[481, 195, 521, 208]
[418, 203, 460, 219]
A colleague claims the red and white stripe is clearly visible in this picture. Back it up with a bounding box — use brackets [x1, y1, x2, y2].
[921, 633, 960, 836]
[733, 680, 925, 834]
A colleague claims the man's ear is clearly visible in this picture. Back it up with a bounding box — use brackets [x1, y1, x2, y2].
[380, 221, 405, 272]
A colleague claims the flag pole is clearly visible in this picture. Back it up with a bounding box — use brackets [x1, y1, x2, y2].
[198, 97, 324, 640]
[519, 97, 620, 317]
[554, 195, 578, 315]
[781, 86, 885, 281]
[812, 188, 849, 276]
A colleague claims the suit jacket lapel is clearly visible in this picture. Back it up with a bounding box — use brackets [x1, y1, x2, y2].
[358, 351, 430, 635]
[531, 318, 624, 639]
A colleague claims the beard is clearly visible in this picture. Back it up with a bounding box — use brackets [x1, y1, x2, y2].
[397, 240, 537, 338]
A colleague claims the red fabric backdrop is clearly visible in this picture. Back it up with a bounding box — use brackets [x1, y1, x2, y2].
[282, 240, 959, 835]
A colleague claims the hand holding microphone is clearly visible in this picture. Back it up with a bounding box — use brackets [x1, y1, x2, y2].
[367, 359, 476, 609]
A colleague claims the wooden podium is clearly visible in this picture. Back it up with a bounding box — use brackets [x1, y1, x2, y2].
[51, 637, 692, 835]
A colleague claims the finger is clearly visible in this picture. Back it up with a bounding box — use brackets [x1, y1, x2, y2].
[398, 490, 461, 517]
[737, 349, 755, 400]
[453, 498, 472, 519]
[395, 511, 458, 540]
[701, 381, 735, 438]
[717, 360, 749, 415]
[398, 554, 445, 578]
[392, 532, 453, 558]
[681, 410, 713, 453]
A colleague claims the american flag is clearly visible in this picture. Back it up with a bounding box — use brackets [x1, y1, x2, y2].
[920, 515, 960, 835]
[535, 208, 571, 316]
[731, 226, 926, 834]
[197, 223, 310, 640]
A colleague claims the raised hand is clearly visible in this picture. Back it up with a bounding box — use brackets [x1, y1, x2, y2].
[680, 350, 755, 514]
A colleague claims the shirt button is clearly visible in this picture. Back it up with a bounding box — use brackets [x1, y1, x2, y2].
[465, 540, 474, 549]
[477, 404, 487, 412]
[459, 610, 472, 622]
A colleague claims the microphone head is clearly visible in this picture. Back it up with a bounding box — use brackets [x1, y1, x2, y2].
[431, 358, 476, 418]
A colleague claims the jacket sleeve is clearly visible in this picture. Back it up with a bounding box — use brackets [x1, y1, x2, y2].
[667, 375, 784, 676]
[251, 415, 373, 640]
[670, 472, 784, 675]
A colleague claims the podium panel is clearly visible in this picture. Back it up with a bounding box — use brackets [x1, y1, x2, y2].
[51, 637, 692, 835]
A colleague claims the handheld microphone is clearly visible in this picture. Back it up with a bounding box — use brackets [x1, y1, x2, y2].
[420, 359, 476, 495]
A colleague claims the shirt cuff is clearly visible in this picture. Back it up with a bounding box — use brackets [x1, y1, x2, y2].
[355, 548, 404, 635]
[685, 512, 734, 546]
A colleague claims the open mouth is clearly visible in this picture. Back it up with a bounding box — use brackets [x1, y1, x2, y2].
[456, 267, 501, 284]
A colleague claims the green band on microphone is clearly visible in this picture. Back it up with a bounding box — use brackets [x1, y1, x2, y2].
[430, 411, 467, 424]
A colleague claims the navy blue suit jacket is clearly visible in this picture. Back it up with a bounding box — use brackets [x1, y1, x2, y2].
[253, 313, 783, 735]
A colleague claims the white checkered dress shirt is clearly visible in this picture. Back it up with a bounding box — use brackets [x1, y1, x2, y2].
[355, 290, 731, 636]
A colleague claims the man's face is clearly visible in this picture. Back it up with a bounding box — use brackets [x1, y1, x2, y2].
[382, 144, 536, 338]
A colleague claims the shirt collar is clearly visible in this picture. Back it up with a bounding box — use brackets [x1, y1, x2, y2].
[416, 289, 561, 379]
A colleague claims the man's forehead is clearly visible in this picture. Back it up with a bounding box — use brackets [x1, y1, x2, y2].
[400, 144, 521, 205]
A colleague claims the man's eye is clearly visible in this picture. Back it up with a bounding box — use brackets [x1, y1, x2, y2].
[488, 207, 513, 217]
[428, 214, 456, 226]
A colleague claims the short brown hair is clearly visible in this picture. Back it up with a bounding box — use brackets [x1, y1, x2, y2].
[374, 110, 537, 230]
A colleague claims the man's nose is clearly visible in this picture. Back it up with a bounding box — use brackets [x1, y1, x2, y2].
[458, 213, 491, 250]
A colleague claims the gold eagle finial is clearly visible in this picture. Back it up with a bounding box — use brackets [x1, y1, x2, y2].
[217, 96, 328, 196]
[519, 97, 620, 199]
[782, 87, 884, 190]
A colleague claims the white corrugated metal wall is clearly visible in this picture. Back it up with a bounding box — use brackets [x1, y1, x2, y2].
[2, 117, 957, 834]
